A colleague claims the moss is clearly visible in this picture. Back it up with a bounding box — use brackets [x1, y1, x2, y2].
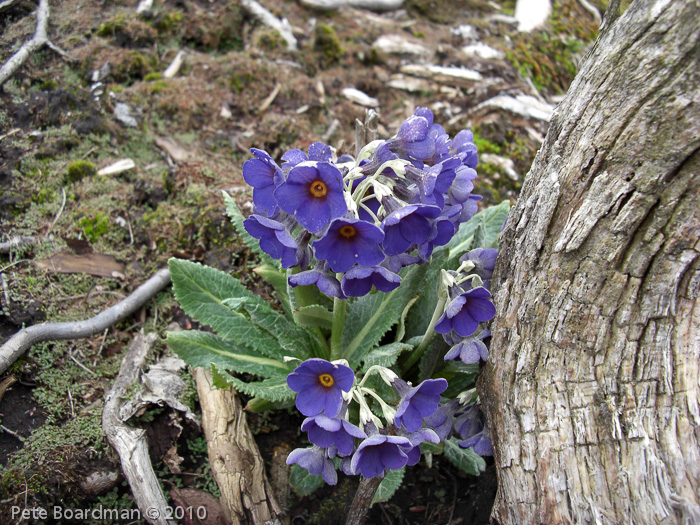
[66, 160, 97, 183]
[79, 211, 111, 242]
[313, 24, 344, 67]
[96, 14, 128, 37]
[96, 14, 157, 47]
[32, 188, 54, 204]
[0, 414, 106, 505]
[229, 71, 254, 93]
[112, 51, 157, 83]
[257, 29, 285, 51]
[144, 72, 163, 81]
[40, 79, 59, 91]
[152, 10, 183, 34]
[147, 80, 172, 94]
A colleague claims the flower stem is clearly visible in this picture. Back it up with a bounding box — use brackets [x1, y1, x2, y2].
[402, 296, 447, 372]
[330, 295, 347, 361]
[345, 476, 383, 525]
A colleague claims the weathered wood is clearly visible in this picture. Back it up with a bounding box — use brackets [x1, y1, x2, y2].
[103, 332, 175, 525]
[480, 0, 700, 523]
[194, 367, 285, 525]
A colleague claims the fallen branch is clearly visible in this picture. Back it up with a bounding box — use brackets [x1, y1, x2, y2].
[0, 267, 171, 375]
[240, 0, 297, 50]
[0, 0, 73, 86]
[194, 367, 285, 525]
[0, 235, 49, 255]
[102, 332, 175, 525]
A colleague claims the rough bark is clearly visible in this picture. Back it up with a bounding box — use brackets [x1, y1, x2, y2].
[194, 367, 285, 525]
[480, 1, 700, 523]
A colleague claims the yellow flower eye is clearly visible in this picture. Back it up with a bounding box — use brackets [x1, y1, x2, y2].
[318, 374, 334, 387]
[339, 225, 356, 238]
[309, 181, 327, 198]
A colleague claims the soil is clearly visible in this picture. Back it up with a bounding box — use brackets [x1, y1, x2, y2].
[0, 0, 605, 523]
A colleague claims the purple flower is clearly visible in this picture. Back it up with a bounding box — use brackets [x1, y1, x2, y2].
[454, 403, 484, 442]
[397, 427, 440, 466]
[381, 203, 441, 256]
[417, 214, 457, 261]
[393, 378, 448, 432]
[447, 166, 476, 205]
[286, 446, 337, 484]
[281, 142, 333, 169]
[242, 148, 284, 216]
[273, 163, 347, 233]
[459, 422, 493, 456]
[459, 248, 498, 290]
[341, 265, 401, 297]
[424, 399, 461, 441]
[451, 130, 478, 169]
[382, 253, 421, 274]
[288, 267, 345, 299]
[313, 218, 385, 273]
[444, 329, 491, 364]
[301, 414, 367, 456]
[350, 434, 412, 478]
[287, 359, 355, 417]
[434, 287, 496, 338]
[391, 115, 435, 161]
[243, 215, 298, 268]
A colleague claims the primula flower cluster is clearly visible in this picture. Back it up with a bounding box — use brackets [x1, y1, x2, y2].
[437, 247, 499, 365]
[285, 359, 493, 483]
[242, 107, 483, 298]
[286, 359, 450, 483]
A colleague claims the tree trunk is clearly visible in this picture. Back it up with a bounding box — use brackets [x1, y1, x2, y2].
[480, 1, 700, 523]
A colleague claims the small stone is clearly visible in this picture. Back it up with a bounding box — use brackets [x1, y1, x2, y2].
[461, 43, 505, 61]
[113, 103, 137, 127]
[342, 87, 379, 108]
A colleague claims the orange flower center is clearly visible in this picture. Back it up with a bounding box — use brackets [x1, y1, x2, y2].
[318, 374, 334, 388]
[309, 180, 327, 198]
[339, 225, 356, 238]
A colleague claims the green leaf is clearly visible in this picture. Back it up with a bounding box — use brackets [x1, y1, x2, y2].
[447, 200, 510, 257]
[171, 259, 304, 360]
[222, 296, 315, 360]
[222, 191, 276, 267]
[401, 249, 449, 340]
[293, 305, 333, 330]
[289, 463, 325, 497]
[245, 396, 295, 413]
[167, 330, 292, 378]
[254, 264, 292, 318]
[371, 467, 405, 505]
[342, 263, 428, 367]
[211, 364, 295, 402]
[437, 361, 480, 398]
[418, 336, 449, 382]
[362, 342, 413, 372]
[444, 437, 486, 476]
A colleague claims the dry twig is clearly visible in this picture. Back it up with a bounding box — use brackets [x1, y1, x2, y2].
[0, 268, 171, 375]
[0, 0, 73, 86]
[102, 332, 175, 525]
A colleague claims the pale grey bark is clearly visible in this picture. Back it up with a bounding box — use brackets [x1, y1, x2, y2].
[0, 268, 172, 374]
[103, 332, 175, 525]
[481, 0, 700, 523]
